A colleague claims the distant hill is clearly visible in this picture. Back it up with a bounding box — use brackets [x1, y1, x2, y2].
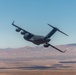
[0, 43, 76, 61]
[66, 43, 76, 46]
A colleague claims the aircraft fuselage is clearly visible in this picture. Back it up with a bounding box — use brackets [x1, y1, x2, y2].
[25, 35, 51, 45]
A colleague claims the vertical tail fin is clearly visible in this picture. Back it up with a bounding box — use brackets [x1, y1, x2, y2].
[44, 28, 57, 39]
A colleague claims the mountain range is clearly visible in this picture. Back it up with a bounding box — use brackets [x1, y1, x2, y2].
[0, 43, 76, 61]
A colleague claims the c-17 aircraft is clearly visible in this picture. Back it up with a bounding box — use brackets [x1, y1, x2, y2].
[12, 21, 68, 53]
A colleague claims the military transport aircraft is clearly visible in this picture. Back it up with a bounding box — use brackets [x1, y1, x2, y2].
[12, 21, 68, 53]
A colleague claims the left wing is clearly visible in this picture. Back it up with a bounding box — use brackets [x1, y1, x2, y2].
[47, 43, 66, 53]
[49, 44, 66, 53]
[12, 21, 34, 39]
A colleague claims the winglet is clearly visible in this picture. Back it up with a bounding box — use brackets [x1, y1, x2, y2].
[12, 20, 15, 25]
[62, 50, 67, 53]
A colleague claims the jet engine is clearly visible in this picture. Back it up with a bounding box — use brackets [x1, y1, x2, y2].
[43, 43, 50, 47]
[21, 31, 25, 35]
[16, 28, 21, 32]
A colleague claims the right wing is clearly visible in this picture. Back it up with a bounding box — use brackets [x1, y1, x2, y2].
[12, 21, 34, 39]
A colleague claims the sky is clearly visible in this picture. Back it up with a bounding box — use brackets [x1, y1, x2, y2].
[0, 0, 76, 48]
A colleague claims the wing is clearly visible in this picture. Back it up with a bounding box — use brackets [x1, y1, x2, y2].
[47, 43, 66, 53]
[49, 44, 66, 53]
[12, 21, 34, 40]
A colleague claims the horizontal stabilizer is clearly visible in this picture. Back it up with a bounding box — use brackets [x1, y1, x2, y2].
[47, 24, 68, 36]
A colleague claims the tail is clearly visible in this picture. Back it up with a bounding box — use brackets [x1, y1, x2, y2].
[44, 24, 68, 39]
[48, 24, 68, 36]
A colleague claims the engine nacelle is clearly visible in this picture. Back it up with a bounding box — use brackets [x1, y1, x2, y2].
[43, 43, 50, 47]
[16, 28, 21, 32]
[21, 31, 25, 35]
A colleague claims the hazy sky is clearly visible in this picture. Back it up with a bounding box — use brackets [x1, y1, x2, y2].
[0, 0, 76, 48]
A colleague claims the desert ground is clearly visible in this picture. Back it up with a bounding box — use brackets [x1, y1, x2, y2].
[0, 69, 76, 75]
[0, 59, 76, 75]
[0, 45, 76, 75]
